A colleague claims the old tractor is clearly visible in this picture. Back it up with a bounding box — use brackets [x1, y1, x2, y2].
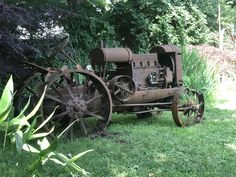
[15, 45, 205, 136]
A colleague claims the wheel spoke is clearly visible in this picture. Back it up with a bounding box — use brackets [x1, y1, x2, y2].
[51, 85, 64, 97]
[80, 117, 88, 135]
[45, 94, 66, 105]
[121, 90, 124, 100]
[62, 76, 75, 98]
[41, 70, 112, 137]
[66, 86, 75, 99]
[52, 111, 67, 121]
[86, 111, 105, 121]
[114, 82, 133, 95]
[122, 87, 133, 94]
[63, 118, 73, 137]
[79, 84, 88, 98]
[114, 88, 121, 95]
[172, 89, 205, 127]
[70, 122, 74, 139]
[123, 81, 132, 88]
[114, 83, 123, 90]
[86, 93, 104, 104]
[63, 74, 73, 86]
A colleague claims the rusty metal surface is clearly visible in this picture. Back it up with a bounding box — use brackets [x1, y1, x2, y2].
[90, 48, 132, 65]
[108, 75, 136, 102]
[151, 45, 183, 86]
[15, 44, 205, 137]
[125, 88, 180, 104]
[44, 69, 113, 136]
[172, 88, 205, 127]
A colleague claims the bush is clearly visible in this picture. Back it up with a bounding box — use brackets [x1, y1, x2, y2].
[182, 48, 219, 104]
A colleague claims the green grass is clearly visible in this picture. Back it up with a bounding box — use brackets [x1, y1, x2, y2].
[1, 107, 236, 177]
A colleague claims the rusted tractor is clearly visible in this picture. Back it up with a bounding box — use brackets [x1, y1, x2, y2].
[15, 45, 205, 137]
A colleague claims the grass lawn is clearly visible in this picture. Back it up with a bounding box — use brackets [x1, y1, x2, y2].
[1, 81, 236, 177]
[1, 106, 236, 177]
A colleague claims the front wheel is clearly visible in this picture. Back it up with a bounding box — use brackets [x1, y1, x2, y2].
[172, 88, 205, 127]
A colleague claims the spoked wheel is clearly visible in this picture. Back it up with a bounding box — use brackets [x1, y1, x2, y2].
[172, 88, 205, 127]
[14, 72, 46, 114]
[43, 69, 112, 137]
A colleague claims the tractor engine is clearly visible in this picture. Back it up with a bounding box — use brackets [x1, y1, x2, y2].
[90, 45, 183, 103]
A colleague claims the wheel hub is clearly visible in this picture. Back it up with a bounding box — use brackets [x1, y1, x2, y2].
[66, 97, 87, 119]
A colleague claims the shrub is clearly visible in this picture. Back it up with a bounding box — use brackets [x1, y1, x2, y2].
[181, 48, 219, 104]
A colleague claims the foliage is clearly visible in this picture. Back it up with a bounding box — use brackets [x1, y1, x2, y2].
[109, 0, 209, 52]
[0, 76, 91, 176]
[190, 0, 219, 31]
[0, 0, 69, 86]
[181, 48, 219, 104]
[190, 0, 236, 36]
[59, 2, 119, 66]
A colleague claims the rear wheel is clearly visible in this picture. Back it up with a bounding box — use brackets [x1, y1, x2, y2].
[42, 69, 112, 137]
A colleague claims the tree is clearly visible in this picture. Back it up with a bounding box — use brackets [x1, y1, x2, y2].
[0, 0, 69, 84]
[109, 0, 209, 52]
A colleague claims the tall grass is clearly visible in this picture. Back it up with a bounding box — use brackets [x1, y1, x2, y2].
[182, 48, 219, 104]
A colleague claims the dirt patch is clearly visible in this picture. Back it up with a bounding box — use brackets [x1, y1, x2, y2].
[189, 45, 236, 78]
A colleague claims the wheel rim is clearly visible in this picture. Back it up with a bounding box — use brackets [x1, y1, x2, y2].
[172, 88, 205, 127]
[43, 69, 112, 137]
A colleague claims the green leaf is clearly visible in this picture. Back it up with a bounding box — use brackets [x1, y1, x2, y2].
[15, 130, 24, 153]
[24, 118, 37, 140]
[22, 143, 40, 153]
[0, 76, 13, 112]
[49, 158, 66, 166]
[9, 86, 47, 128]
[34, 106, 57, 133]
[30, 126, 54, 140]
[37, 137, 50, 150]
[27, 158, 42, 172]
[0, 105, 12, 124]
[22, 85, 47, 122]
[8, 114, 29, 127]
[13, 96, 31, 121]
[39, 139, 58, 157]
[70, 150, 93, 162]
[0, 76, 13, 123]
[55, 152, 90, 176]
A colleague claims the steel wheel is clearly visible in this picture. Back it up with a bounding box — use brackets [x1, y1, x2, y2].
[43, 69, 112, 137]
[172, 88, 205, 127]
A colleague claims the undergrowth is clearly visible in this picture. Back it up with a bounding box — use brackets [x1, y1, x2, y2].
[0, 76, 91, 177]
[182, 48, 219, 105]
